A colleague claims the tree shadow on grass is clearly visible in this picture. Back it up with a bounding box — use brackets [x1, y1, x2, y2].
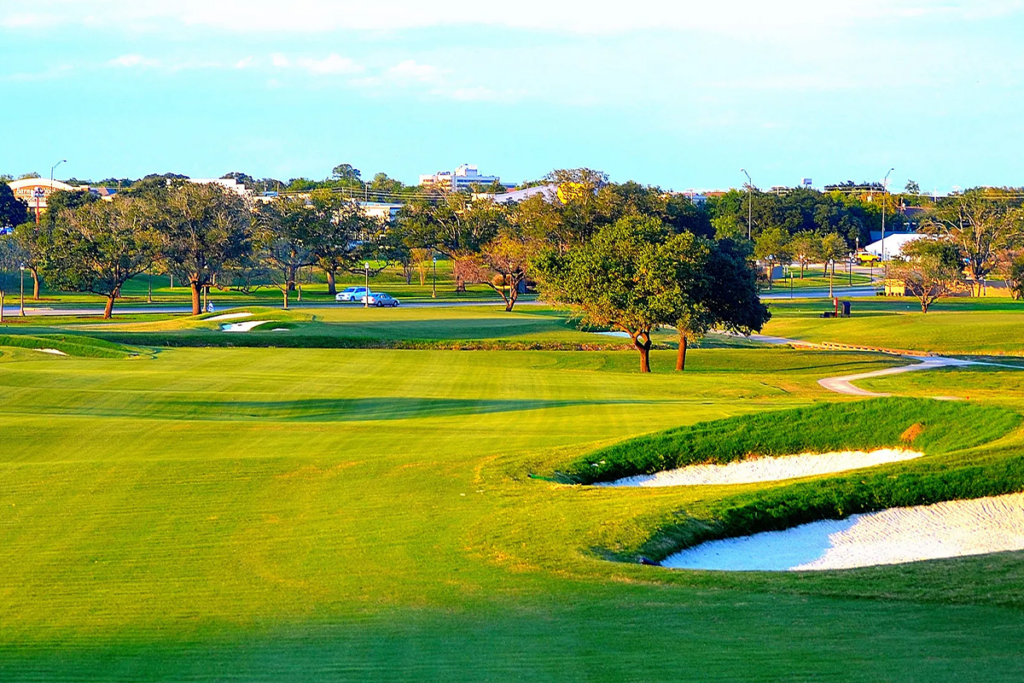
[164, 397, 633, 422]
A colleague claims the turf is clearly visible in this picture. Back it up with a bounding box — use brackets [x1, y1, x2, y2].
[764, 301, 1024, 355]
[3, 315, 1024, 680]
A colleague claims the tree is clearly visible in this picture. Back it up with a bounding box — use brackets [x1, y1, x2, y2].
[789, 232, 819, 279]
[819, 233, 848, 297]
[254, 199, 318, 309]
[674, 238, 770, 371]
[536, 215, 684, 373]
[0, 183, 28, 230]
[905, 180, 921, 195]
[478, 228, 540, 311]
[332, 164, 361, 182]
[157, 183, 252, 315]
[921, 191, 1022, 296]
[39, 198, 160, 319]
[397, 192, 502, 292]
[889, 239, 964, 313]
[299, 191, 378, 295]
[753, 227, 791, 289]
[15, 189, 100, 299]
[0, 234, 28, 322]
[1006, 255, 1024, 301]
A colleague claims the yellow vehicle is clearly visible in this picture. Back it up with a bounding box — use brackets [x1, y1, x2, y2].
[856, 252, 881, 265]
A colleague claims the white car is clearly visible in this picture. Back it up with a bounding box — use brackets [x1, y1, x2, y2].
[335, 286, 369, 302]
[362, 292, 400, 307]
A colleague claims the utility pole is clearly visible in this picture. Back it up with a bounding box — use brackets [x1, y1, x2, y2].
[881, 167, 894, 262]
[740, 169, 753, 239]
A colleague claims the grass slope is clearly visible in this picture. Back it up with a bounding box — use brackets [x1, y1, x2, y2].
[2, 324, 1024, 680]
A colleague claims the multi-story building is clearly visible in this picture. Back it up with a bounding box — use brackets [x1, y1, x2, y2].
[419, 164, 511, 192]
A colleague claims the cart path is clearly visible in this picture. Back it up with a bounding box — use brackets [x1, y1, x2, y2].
[726, 332, 1022, 397]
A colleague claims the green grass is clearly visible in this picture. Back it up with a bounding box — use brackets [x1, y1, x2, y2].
[563, 398, 1020, 484]
[3, 311, 1024, 680]
[765, 299, 1024, 354]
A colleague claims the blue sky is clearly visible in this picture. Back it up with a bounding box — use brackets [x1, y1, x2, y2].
[2, 1, 1022, 192]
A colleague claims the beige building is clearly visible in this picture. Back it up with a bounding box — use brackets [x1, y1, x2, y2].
[7, 177, 75, 213]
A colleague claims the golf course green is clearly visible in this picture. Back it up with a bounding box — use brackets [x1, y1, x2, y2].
[2, 303, 1024, 681]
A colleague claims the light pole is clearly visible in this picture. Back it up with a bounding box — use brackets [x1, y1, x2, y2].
[364, 262, 369, 308]
[50, 159, 66, 188]
[19, 265, 26, 316]
[432, 257, 437, 298]
[881, 167, 894, 262]
[740, 169, 753, 240]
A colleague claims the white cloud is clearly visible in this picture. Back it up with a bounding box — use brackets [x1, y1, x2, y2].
[296, 53, 363, 75]
[108, 54, 160, 68]
[235, 56, 256, 69]
[271, 53, 290, 67]
[5, 0, 1017, 35]
[388, 60, 444, 83]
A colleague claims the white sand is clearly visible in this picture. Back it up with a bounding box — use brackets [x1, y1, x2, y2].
[221, 320, 271, 333]
[34, 348, 68, 356]
[662, 492, 1024, 571]
[207, 312, 253, 321]
[593, 331, 631, 339]
[596, 449, 923, 488]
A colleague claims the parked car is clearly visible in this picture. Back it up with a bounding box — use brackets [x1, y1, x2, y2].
[335, 286, 369, 302]
[361, 292, 400, 307]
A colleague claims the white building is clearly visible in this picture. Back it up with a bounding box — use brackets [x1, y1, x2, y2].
[482, 184, 559, 205]
[189, 178, 249, 195]
[864, 233, 926, 260]
[6, 177, 75, 212]
[419, 164, 511, 192]
[359, 202, 403, 222]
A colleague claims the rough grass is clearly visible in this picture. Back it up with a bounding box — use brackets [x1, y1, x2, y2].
[563, 398, 1021, 484]
[0, 333, 145, 359]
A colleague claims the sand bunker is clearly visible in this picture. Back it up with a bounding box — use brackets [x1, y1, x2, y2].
[221, 320, 271, 333]
[207, 312, 253, 321]
[34, 348, 68, 356]
[662, 492, 1024, 571]
[596, 449, 923, 487]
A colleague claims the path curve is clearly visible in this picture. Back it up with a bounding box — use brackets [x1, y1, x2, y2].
[727, 332, 1020, 397]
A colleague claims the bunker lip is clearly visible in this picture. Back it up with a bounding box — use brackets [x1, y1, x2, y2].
[595, 449, 923, 487]
[661, 492, 1024, 572]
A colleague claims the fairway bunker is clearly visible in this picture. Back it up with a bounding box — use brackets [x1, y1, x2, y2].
[221, 320, 271, 333]
[662, 493, 1024, 571]
[34, 348, 68, 356]
[595, 449, 923, 487]
[207, 312, 254, 321]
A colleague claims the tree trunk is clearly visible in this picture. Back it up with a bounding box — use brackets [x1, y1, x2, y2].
[800, 262, 805, 279]
[633, 331, 652, 373]
[190, 281, 202, 315]
[676, 334, 688, 371]
[1, 290, 5, 323]
[287, 266, 297, 291]
[103, 295, 115, 319]
[326, 269, 337, 296]
[505, 283, 518, 312]
[31, 268, 40, 299]
[282, 287, 290, 310]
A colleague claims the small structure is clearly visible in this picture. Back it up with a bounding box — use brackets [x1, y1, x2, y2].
[863, 233, 925, 260]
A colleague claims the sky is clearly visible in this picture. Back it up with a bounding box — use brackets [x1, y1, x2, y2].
[2, 0, 1023, 192]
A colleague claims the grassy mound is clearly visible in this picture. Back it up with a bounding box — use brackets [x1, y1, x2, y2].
[0, 333, 145, 359]
[565, 398, 1021, 484]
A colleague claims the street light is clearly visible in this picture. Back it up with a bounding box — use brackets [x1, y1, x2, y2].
[881, 167, 894, 262]
[19, 265, 26, 317]
[740, 169, 753, 240]
[364, 262, 369, 308]
[50, 159, 66, 187]
[432, 257, 437, 298]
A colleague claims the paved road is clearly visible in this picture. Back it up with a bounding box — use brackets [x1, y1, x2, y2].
[761, 286, 880, 300]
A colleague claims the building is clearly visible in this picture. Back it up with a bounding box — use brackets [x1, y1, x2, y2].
[189, 178, 248, 195]
[419, 164, 511, 192]
[864, 233, 925, 260]
[7, 177, 75, 213]
[481, 184, 559, 205]
[359, 201, 403, 222]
